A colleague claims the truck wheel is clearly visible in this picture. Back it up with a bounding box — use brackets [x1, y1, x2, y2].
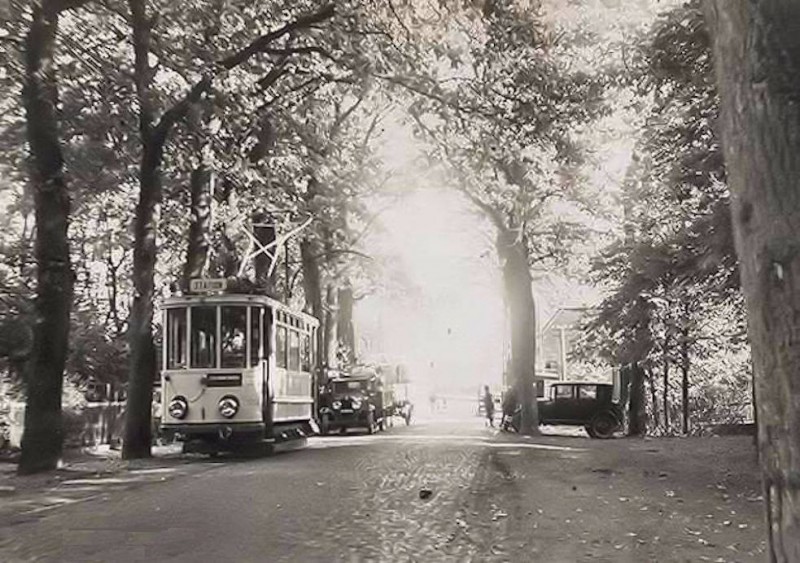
[590, 413, 618, 439]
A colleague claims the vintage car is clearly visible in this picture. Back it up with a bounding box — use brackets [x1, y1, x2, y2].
[318, 374, 390, 435]
[538, 382, 623, 438]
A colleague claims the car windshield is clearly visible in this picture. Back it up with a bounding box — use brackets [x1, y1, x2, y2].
[332, 380, 367, 394]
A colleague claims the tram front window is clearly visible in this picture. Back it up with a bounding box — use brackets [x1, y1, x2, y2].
[191, 306, 217, 368]
[288, 330, 300, 371]
[301, 334, 310, 371]
[250, 306, 262, 366]
[221, 306, 247, 368]
[166, 307, 187, 369]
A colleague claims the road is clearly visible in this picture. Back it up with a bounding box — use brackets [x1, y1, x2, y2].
[0, 411, 766, 562]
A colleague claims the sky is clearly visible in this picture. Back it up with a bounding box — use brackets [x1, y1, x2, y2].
[356, 185, 507, 396]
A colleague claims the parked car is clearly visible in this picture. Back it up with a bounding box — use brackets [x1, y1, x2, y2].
[504, 382, 623, 438]
[318, 374, 390, 434]
[538, 382, 623, 438]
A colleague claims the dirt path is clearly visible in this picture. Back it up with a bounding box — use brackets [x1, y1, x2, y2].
[469, 432, 767, 562]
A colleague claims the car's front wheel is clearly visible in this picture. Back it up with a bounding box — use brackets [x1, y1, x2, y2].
[589, 413, 618, 439]
[320, 414, 330, 436]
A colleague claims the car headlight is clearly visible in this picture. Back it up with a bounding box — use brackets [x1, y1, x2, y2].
[218, 396, 239, 419]
[168, 396, 188, 420]
[351, 399, 362, 410]
[332, 400, 342, 410]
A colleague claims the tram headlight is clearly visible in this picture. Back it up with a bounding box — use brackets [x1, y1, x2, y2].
[218, 396, 239, 419]
[168, 396, 189, 420]
[351, 399, 362, 410]
[332, 400, 342, 410]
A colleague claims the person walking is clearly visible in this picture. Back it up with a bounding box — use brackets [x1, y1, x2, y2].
[482, 385, 495, 427]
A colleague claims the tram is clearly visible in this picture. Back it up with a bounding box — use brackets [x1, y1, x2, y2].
[160, 278, 319, 454]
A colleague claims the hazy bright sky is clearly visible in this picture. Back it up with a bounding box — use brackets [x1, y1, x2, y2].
[357, 185, 507, 395]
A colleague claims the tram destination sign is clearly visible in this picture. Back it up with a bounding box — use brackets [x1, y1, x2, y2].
[189, 278, 227, 293]
[204, 373, 243, 387]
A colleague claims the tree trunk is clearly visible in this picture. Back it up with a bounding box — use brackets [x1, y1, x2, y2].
[300, 237, 324, 413]
[662, 336, 671, 433]
[18, 0, 74, 475]
[324, 284, 338, 372]
[337, 284, 355, 368]
[627, 363, 647, 437]
[123, 0, 161, 459]
[704, 3, 800, 559]
[645, 367, 660, 431]
[300, 239, 324, 360]
[680, 326, 690, 435]
[183, 165, 212, 285]
[497, 229, 539, 436]
[123, 142, 163, 459]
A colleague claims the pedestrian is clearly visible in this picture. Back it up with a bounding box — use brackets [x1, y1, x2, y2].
[482, 385, 495, 427]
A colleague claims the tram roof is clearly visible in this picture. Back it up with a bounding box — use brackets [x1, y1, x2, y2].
[160, 293, 319, 326]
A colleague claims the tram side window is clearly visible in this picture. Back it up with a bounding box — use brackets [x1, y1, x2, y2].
[288, 329, 300, 371]
[276, 325, 287, 368]
[166, 308, 187, 369]
[250, 307, 262, 367]
[221, 306, 247, 368]
[311, 329, 317, 370]
[191, 306, 217, 368]
[301, 333, 310, 372]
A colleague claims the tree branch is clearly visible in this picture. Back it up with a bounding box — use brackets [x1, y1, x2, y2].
[150, 3, 335, 140]
[53, 0, 92, 13]
[218, 4, 335, 70]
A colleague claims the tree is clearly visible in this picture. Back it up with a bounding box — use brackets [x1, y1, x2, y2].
[17, 0, 91, 475]
[405, 0, 608, 434]
[122, 1, 336, 459]
[586, 1, 748, 436]
[704, 2, 800, 559]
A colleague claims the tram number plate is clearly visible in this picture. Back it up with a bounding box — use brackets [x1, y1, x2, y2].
[205, 373, 242, 387]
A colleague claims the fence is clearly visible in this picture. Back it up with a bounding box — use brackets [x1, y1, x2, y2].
[7, 401, 127, 449]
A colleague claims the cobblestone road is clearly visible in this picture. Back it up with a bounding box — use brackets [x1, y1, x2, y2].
[0, 412, 766, 562]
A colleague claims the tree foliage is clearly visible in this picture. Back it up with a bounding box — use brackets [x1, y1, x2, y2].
[585, 0, 750, 434]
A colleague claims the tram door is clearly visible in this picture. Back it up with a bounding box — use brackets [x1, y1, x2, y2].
[258, 306, 274, 434]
